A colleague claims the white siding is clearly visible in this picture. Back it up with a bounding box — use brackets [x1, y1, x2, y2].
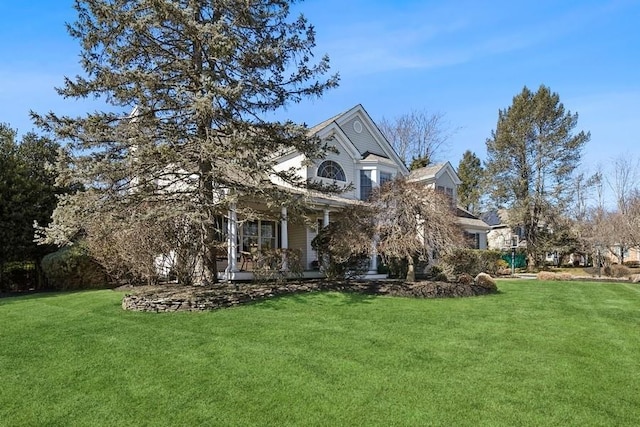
[288, 222, 309, 269]
[272, 153, 307, 181]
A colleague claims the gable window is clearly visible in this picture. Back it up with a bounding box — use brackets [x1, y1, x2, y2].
[360, 170, 373, 200]
[317, 160, 346, 181]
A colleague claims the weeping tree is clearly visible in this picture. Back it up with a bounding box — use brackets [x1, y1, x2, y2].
[373, 178, 462, 281]
[484, 85, 590, 269]
[33, 0, 339, 284]
[313, 177, 462, 282]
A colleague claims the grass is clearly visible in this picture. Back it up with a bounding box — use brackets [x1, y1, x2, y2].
[1, 280, 640, 426]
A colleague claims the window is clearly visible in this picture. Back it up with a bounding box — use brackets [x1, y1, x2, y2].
[380, 172, 392, 186]
[360, 170, 373, 200]
[465, 232, 481, 249]
[317, 160, 346, 181]
[437, 185, 454, 206]
[242, 220, 277, 253]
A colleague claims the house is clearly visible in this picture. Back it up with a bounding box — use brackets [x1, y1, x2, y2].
[407, 162, 490, 250]
[217, 104, 406, 280]
[214, 104, 489, 281]
[482, 209, 521, 251]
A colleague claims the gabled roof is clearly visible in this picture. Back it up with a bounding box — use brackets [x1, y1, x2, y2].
[307, 104, 409, 175]
[456, 207, 490, 230]
[480, 209, 510, 227]
[407, 161, 462, 185]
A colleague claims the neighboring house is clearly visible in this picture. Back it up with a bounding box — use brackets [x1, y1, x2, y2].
[600, 244, 640, 266]
[196, 104, 489, 281]
[407, 162, 490, 250]
[482, 209, 526, 251]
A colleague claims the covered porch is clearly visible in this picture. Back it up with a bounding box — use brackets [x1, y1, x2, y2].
[216, 198, 384, 282]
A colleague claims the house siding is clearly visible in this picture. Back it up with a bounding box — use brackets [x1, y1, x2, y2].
[340, 116, 382, 156]
[272, 153, 307, 182]
[288, 222, 310, 269]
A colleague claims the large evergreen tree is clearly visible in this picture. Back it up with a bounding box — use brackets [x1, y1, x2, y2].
[457, 150, 483, 214]
[485, 85, 590, 268]
[33, 0, 338, 284]
[0, 124, 60, 288]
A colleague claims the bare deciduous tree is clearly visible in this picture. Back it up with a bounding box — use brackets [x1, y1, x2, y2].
[378, 110, 456, 169]
[609, 154, 640, 214]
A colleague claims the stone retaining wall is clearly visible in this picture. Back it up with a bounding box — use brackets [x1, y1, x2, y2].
[122, 280, 497, 312]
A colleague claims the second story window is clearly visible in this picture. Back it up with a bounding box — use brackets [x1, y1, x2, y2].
[360, 170, 373, 200]
[437, 185, 454, 205]
[317, 160, 346, 181]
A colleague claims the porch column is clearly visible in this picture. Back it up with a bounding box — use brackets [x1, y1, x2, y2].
[368, 235, 379, 274]
[281, 206, 288, 271]
[320, 208, 330, 271]
[225, 203, 238, 274]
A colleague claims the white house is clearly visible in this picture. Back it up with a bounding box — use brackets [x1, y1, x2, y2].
[214, 104, 489, 281]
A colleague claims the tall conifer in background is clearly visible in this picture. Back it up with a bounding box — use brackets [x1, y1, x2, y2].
[457, 150, 483, 214]
[484, 85, 589, 268]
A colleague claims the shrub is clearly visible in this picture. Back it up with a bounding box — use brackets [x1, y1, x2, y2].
[1, 262, 39, 293]
[424, 265, 448, 282]
[603, 264, 631, 278]
[251, 249, 303, 283]
[311, 215, 372, 281]
[537, 272, 573, 281]
[474, 272, 497, 291]
[610, 264, 631, 278]
[41, 245, 108, 291]
[457, 273, 473, 285]
[623, 260, 640, 268]
[384, 257, 408, 279]
[441, 249, 504, 277]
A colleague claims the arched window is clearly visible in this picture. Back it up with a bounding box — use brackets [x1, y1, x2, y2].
[317, 160, 346, 181]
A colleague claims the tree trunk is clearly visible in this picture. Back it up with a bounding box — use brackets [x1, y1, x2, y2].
[200, 214, 219, 285]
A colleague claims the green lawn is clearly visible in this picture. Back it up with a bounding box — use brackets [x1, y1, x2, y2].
[1, 280, 639, 426]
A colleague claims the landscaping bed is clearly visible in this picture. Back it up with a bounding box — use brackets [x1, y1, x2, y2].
[122, 279, 497, 312]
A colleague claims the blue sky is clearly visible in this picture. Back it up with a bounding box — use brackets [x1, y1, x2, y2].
[1, 0, 638, 182]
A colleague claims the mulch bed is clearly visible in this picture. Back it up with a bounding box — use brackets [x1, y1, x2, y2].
[121, 279, 497, 312]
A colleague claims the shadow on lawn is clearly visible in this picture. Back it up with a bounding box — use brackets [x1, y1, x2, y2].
[251, 289, 379, 310]
[0, 289, 97, 305]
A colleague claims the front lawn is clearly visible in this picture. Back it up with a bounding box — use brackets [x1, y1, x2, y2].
[1, 280, 639, 426]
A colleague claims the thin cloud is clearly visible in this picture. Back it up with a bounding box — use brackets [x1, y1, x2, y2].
[319, 1, 632, 76]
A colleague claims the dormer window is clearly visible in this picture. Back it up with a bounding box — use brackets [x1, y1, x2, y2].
[317, 160, 346, 181]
